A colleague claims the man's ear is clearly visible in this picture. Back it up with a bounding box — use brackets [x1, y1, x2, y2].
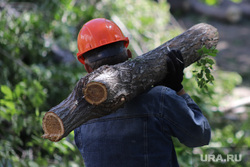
[84, 64, 93, 73]
[127, 49, 132, 59]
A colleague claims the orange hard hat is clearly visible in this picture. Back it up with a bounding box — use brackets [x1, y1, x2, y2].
[76, 18, 129, 64]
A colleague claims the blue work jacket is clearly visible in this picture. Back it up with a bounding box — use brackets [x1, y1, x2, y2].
[74, 86, 211, 167]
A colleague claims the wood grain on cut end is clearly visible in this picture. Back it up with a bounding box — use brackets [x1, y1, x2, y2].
[83, 82, 107, 105]
[42, 112, 64, 142]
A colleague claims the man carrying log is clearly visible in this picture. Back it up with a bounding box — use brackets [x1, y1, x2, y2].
[73, 18, 211, 167]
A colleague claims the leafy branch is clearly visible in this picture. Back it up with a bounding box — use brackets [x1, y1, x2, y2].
[193, 46, 218, 91]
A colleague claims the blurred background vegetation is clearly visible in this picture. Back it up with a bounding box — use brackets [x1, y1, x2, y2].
[0, 0, 249, 166]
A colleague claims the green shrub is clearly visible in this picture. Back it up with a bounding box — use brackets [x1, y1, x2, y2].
[0, 0, 248, 166]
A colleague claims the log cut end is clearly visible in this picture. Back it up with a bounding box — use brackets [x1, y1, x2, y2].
[83, 82, 107, 105]
[42, 112, 64, 142]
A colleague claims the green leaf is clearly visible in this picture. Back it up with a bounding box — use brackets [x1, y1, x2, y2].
[207, 59, 214, 65]
[1, 85, 13, 100]
[1, 100, 15, 110]
[197, 45, 218, 58]
[14, 84, 22, 98]
[210, 75, 215, 81]
[196, 62, 202, 66]
[28, 80, 46, 108]
[197, 73, 202, 78]
[197, 70, 204, 78]
[209, 52, 217, 57]
[200, 59, 206, 64]
[205, 68, 210, 74]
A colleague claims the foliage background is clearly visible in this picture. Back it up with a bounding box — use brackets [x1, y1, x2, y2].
[0, 0, 249, 166]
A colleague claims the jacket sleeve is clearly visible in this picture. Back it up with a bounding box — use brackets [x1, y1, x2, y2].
[159, 87, 211, 147]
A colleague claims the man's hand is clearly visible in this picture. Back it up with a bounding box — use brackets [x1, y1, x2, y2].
[164, 50, 184, 92]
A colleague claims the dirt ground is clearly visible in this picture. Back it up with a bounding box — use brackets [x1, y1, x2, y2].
[176, 15, 250, 85]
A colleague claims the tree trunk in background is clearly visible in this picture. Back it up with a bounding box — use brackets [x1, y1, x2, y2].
[42, 23, 219, 142]
[167, 0, 250, 23]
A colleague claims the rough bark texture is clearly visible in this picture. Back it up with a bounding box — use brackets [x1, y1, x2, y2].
[42, 23, 219, 142]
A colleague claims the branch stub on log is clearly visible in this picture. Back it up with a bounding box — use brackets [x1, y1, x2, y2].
[83, 82, 108, 105]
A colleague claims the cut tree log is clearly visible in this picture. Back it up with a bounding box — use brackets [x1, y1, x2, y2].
[42, 23, 219, 142]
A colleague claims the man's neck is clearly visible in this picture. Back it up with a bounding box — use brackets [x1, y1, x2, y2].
[177, 89, 186, 96]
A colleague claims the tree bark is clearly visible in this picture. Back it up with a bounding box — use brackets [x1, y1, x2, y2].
[42, 23, 219, 142]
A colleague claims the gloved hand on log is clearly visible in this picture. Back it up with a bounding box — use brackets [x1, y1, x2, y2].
[164, 50, 184, 92]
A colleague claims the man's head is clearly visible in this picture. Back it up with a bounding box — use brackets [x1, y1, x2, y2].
[83, 41, 131, 72]
[76, 18, 131, 73]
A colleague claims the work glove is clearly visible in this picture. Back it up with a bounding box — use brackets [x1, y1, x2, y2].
[164, 50, 184, 92]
